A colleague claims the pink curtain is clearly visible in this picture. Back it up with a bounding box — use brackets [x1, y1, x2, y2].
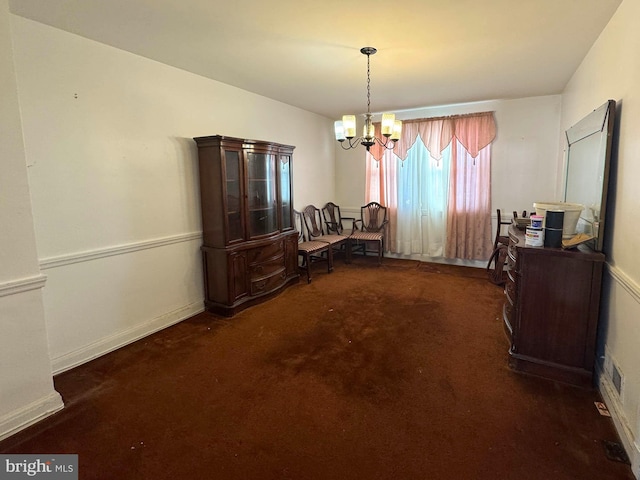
[445, 141, 493, 260]
[444, 113, 495, 260]
[369, 118, 454, 163]
[367, 111, 496, 260]
[369, 112, 496, 163]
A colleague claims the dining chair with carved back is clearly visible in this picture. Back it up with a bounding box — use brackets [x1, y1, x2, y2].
[302, 204, 350, 262]
[349, 201, 388, 265]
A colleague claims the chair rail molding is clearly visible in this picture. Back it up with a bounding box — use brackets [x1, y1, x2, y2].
[39, 231, 202, 270]
[0, 274, 47, 298]
[607, 263, 640, 304]
[341, 207, 360, 219]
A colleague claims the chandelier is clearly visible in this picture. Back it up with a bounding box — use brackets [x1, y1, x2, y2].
[334, 47, 402, 152]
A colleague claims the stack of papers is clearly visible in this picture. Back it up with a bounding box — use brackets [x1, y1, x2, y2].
[562, 233, 594, 249]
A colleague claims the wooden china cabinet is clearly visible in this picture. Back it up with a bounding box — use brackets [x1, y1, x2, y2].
[193, 135, 299, 316]
[503, 225, 604, 387]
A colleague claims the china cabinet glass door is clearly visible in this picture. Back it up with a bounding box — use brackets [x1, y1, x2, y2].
[224, 150, 244, 242]
[246, 152, 277, 237]
[279, 154, 293, 230]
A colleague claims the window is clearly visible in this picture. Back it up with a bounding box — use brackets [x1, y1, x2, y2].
[366, 112, 495, 261]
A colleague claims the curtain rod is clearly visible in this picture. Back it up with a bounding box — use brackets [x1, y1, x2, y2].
[400, 111, 494, 125]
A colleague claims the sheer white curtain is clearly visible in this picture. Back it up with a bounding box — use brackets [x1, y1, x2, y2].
[366, 138, 450, 257]
[396, 140, 450, 256]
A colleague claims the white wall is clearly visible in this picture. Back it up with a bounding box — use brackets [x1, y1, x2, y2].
[334, 96, 563, 254]
[9, 15, 335, 378]
[561, 0, 640, 476]
[0, 0, 63, 440]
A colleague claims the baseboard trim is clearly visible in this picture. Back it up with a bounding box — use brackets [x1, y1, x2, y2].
[597, 365, 640, 478]
[51, 301, 205, 375]
[40, 231, 202, 270]
[0, 274, 47, 298]
[0, 391, 64, 442]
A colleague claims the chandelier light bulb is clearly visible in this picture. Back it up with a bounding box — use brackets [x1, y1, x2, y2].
[381, 113, 396, 137]
[391, 120, 403, 141]
[342, 115, 357, 139]
[334, 121, 346, 141]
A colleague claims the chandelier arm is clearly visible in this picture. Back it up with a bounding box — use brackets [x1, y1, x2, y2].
[374, 136, 396, 150]
[339, 136, 363, 150]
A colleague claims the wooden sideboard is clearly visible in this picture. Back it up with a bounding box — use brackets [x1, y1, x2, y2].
[193, 135, 299, 316]
[503, 225, 605, 387]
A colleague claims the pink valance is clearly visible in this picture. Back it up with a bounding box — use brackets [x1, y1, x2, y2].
[369, 111, 496, 162]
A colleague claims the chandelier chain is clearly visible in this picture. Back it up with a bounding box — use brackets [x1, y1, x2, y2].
[366, 53, 371, 115]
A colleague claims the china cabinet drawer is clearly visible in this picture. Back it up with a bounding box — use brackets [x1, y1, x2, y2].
[246, 240, 285, 265]
[250, 254, 286, 279]
[250, 267, 287, 296]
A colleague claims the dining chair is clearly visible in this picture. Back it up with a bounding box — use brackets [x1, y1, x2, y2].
[302, 204, 350, 261]
[294, 209, 332, 283]
[349, 201, 388, 265]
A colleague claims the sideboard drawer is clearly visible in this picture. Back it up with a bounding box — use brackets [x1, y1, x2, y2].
[505, 278, 516, 305]
[507, 244, 517, 266]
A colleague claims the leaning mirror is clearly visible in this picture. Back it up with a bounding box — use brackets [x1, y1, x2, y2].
[563, 100, 615, 252]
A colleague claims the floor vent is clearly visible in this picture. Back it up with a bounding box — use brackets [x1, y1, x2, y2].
[611, 362, 623, 396]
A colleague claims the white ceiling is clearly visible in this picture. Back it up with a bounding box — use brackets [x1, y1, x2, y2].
[9, 0, 622, 119]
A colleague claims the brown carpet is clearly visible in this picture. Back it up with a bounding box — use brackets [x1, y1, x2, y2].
[1, 257, 634, 479]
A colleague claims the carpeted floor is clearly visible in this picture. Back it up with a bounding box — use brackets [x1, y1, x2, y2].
[1, 257, 634, 479]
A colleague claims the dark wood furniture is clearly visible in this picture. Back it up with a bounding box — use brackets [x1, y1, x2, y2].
[294, 210, 332, 283]
[504, 224, 604, 387]
[193, 135, 299, 316]
[486, 208, 516, 285]
[349, 202, 388, 265]
[493, 209, 513, 250]
[302, 205, 349, 261]
[322, 202, 355, 235]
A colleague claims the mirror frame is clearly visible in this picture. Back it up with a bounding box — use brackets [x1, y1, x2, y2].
[563, 100, 616, 252]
